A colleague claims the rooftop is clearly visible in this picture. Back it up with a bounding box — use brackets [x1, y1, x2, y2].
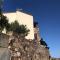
[3, 9, 32, 16]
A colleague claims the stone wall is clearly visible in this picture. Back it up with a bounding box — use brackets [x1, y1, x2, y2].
[0, 33, 9, 47]
[9, 36, 50, 60]
[0, 33, 11, 60]
[0, 48, 11, 60]
[0, 33, 50, 60]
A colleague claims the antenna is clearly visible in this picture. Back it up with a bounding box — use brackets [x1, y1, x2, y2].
[17, 8, 23, 11]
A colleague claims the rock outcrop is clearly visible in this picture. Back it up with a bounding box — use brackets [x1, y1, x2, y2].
[9, 36, 50, 60]
[0, 33, 50, 60]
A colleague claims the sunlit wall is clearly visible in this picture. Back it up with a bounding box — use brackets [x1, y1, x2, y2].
[3, 11, 34, 40]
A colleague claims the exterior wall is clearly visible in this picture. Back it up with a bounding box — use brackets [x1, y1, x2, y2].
[0, 33, 9, 47]
[8, 35, 50, 60]
[34, 27, 41, 41]
[0, 48, 10, 60]
[3, 11, 34, 40]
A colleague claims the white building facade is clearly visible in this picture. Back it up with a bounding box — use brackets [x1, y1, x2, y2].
[3, 10, 34, 40]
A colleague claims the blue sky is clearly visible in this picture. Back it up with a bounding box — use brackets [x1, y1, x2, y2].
[2, 0, 60, 58]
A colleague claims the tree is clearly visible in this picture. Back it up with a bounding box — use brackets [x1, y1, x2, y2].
[0, 9, 9, 32]
[0, 3, 30, 37]
[6, 20, 30, 37]
[0, 6, 30, 37]
[40, 38, 48, 47]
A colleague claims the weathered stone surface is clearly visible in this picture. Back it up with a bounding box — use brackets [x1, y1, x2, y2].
[0, 33, 9, 47]
[0, 33, 11, 60]
[9, 36, 50, 60]
[0, 33, 50, 60]
[0, 48, 10, 60]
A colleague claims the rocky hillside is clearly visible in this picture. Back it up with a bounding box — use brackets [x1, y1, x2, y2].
[0, 33, 50, 60]
[9, 36, 50, 60]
